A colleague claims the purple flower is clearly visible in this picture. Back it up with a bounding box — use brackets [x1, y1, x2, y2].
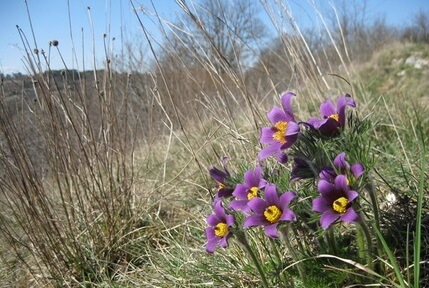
[259, 92, 300, 163]
[290, 157, 316, 181]
[319, 152, 365, 185]
[312, 175, 359, 229]
[229, 166, 268, 213]
[205, 200, 235, 253]
[209, 157, 234, 198]
[243, 184, 296, 238]
[307, 94, 356, 136]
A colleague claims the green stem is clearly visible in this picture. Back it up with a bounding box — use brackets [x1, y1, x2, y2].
[279, 225, 304, 280]
[358, 215, 374, 269]
[236, 232, 270, 288]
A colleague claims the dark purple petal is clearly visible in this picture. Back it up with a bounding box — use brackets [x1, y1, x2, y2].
[308, 118, 327, 129]
[317, 179, 335, 197]
[264, 184, 279, 206]
[320, 210, 340, 229]
[351, 163, 365, 179]
[312, 197, 330, 213]
[340, 207, 359, 223]
[318, 118, 341, 135]
[319, 167, 336, 182]
[247, 197, 267, 214]
[209, 166, 228, 184]
[346, 189, 359, 202]
[281, 92, 296, 121]
[216, 187, 234, 198]
[265, 223, 279, 238]
[320, 100, 336, 117]
[279, 209, 296, 222]
[276, 150, 289, 163]
[243, 214, 267, 227]
[279, 191, 296, 208]
[334, 152, 349, 171]
[267, 106, 288, 124]
[260, 127, 276, 143]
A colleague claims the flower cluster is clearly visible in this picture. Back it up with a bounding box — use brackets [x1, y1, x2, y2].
[205, 91, 365, 253]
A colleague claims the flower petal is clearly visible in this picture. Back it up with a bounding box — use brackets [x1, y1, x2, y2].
[337, 94, 356, 127]
[346, 189, 359, 202]
[334, 175, 350, 192]
[351, 163, 365, 179]
[334, 152, 349, 171]
[317, 179, 335, 197]
[206, 237, 218, 253]
[281, 92, 296, 121]
[247, 197, 267, 214]
[320, 100, 336, 117]
[260, 127, 275, 143]
[280, 209, 296, 222]
[267, 106, 288, 124]
[205, 227, 216, 241]
[264, 223, 279, 238]
[320, 210, 340, 229]
[218, 235, 228, 248]
[258, 143, 282, 161]
[214, 200, 227, 219]
[243, 214, 267, 227]
[279, 191, 296, 208]
[233, 184, 250, 199]
[340, 207, 359, 223]
[264, 184, 279, 206]
[312, 197, 330, 213]
[206, 214, 221, 226]
[209, 166, 228, 184]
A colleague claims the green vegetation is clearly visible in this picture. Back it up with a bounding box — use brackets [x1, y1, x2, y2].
[0, 0, 428, 287]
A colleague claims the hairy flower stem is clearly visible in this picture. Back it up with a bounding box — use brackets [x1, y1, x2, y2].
[358, 216, 374, 269]
[279, 225, 304, 280]
[235, 231, 270, 288]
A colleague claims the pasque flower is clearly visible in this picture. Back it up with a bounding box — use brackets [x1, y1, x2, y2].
[209, 157, 234, 198]
[243, 184, 296, 238]
[312, 175, 359, 229]
[229, 166, 268, 213]
[319, 152, 365, 186]
[259, 92, 300, 163]
[205, 200, 235, 253]
[307, 94, 356, 136]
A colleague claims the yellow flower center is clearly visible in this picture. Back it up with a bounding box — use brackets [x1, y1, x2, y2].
[214, 222, 229, 237]
[247, 187, 259, 200]
[272, 121, 288, 144]
[333, 197, 349, 214]
[217, 183, 225, 191]
[264, 205, 282, 223]
[329, 114, 340, 122]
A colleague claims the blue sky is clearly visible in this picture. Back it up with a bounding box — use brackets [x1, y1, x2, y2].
[0, 0, 428, 75]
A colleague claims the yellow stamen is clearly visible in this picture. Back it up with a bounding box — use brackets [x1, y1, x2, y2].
[329, 114, 340, 122]
[272, 121, 288, 144]
[217, 183, 225, 191]
[214, 222, 229, 237]
[333, 197, 349, 214]
[264, 205, 282, 223]
[247, 187, 259, 200]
